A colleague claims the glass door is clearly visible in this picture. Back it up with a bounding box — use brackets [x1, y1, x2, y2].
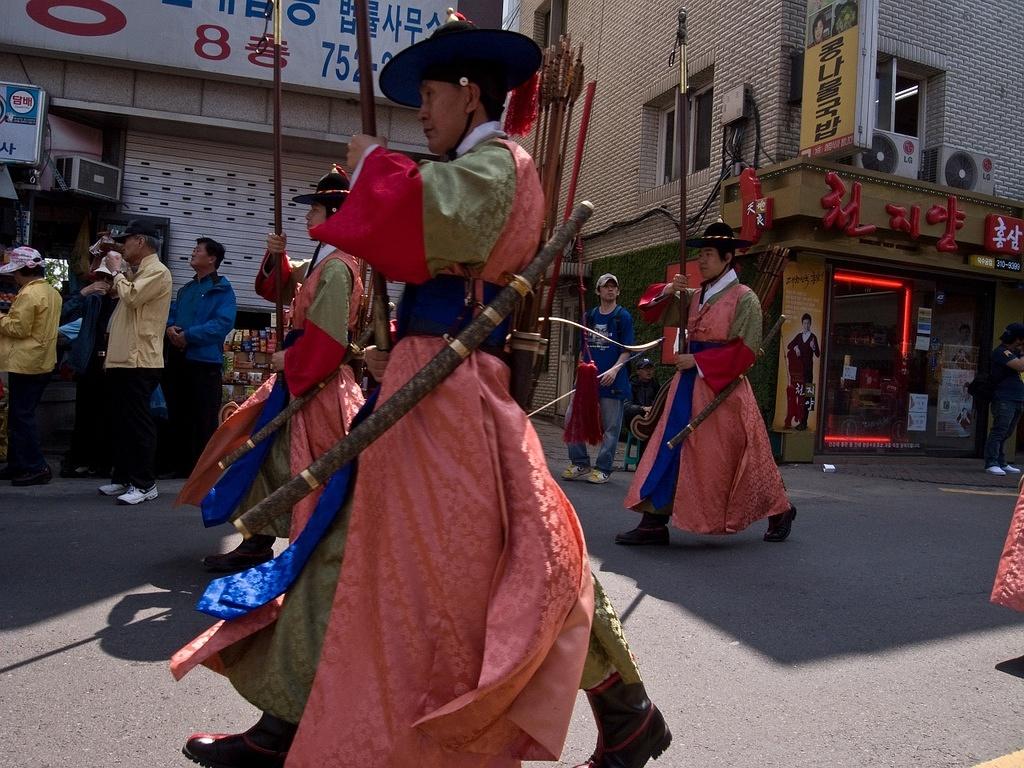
[821, 266, 988, 455]
[823, 271, 912, 451]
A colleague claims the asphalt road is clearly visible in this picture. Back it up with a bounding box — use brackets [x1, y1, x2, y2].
[2, 459, 1024, 768]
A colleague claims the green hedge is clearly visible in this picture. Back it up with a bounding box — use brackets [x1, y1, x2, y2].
[590, 241, 782, 424]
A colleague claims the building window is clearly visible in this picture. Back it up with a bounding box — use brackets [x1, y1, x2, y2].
[533, 0, 567, 45]
[655, 86, 714, 185]
[875, 58, 924, 138]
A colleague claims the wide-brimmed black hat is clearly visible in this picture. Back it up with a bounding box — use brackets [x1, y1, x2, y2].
[110, 219, 161, 242]
[685, 221, 752, 252]
[378, 14, 541, 108]
[293, 166, 350, 206]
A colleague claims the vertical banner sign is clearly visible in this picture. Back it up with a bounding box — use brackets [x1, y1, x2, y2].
[0, 83, 46, 165]
[799, 0, 878, 158]
[773, 259, 826, 433]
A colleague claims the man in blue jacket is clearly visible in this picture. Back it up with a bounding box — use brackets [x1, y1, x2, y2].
[164, 237, 236, 477]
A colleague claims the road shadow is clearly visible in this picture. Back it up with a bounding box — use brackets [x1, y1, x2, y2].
[563, 466, 1024, 664]
[0, 478, 234, 660]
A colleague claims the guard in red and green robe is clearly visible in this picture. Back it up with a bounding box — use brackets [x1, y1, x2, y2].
[618, 222, 797, 547]
[174, 14, 668, 768]
[178, 166, 364, 571]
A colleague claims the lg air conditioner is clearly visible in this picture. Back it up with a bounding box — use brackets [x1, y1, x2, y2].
[921, 145, 996, 195]
[853, 130, 920, 179]
[53, 155, 122, 201]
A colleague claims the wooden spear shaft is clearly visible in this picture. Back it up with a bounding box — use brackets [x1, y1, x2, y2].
[272, 1, 284, 339]
[354, 0, 391, 352]
[676, 9, 690, 349]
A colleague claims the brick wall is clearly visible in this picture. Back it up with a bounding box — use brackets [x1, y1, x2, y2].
[519, 0, 1024, 265]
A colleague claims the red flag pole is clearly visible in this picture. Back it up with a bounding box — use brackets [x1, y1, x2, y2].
[271, 1, 285, 340]
[354, 0, 391, 352]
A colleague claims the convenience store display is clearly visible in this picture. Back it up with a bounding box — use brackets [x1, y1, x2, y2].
[222, 328, 279, 405]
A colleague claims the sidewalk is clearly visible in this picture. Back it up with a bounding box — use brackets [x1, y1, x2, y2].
[529, 415, 1023, 490]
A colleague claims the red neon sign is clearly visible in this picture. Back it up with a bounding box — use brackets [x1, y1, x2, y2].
[823, 436, 893, 444]
[833, 272, 913, 357]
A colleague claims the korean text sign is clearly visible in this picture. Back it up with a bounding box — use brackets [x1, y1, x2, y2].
[0, 82, 46, 165]
[799, 0, 877, 158]
[3, 1, 455, 98]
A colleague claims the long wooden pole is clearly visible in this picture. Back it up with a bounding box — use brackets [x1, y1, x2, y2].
[354, 0, 391, 353]
[272, 2, 284, 339]
[676, 8, 690, 348]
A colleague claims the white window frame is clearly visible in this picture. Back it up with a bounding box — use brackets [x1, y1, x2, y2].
[655, 83, 714, 186]
[875, 58, 926, 141]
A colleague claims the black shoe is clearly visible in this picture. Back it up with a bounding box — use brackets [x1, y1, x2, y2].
[202, 535, 276, 573]
[577, 673, 672, 768]
[764, 506, 797, 542]
[12, 467, 52, 487]
[615, 525, 670, 546]
[183, 712, 295, 768]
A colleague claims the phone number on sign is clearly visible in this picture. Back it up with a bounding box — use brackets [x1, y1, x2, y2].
[321, 42, 393, 82]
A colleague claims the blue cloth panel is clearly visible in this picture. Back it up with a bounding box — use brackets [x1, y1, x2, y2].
[396, 275, 508, 346]
[196, 389, 378, 620]
[200, 378, 288, 528]
[638, 340, 723, 510]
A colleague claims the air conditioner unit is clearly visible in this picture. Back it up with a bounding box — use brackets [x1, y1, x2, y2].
[921, 145, 995, 195]
[853, 130, 920, 179]
[53, 155, 122, 201]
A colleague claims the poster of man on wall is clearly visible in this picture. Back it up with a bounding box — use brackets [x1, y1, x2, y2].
[773, 259, 827, 432]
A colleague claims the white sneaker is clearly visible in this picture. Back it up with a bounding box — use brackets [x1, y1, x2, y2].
[1004, 465, 1022, 474]
[116, 484, 159, 505]
[587, 470, 611, 484]
[98, 482, 129, 496]
[562, 465, 589, 480]
[986, 466, 1007, 476]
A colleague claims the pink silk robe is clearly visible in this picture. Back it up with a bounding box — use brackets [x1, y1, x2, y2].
[284, 139, 593, 766]
[992, 486, 1024, 611]
[624, 282, 791, 534]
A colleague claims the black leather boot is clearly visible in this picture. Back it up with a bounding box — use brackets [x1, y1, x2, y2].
[615, 513, 670, 546]
[574, 673, 672, 768]
[183, 712, 295, 768]
[764, 505, 797, 542]
[202, 534, 276, 572]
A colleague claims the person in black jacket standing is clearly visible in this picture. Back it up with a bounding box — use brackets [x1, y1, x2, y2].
[984, 322, 1024, 476]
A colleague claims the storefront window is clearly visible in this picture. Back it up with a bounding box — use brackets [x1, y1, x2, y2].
[822, 267, 987, 455]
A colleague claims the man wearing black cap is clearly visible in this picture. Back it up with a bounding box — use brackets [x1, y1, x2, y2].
[163, 237, 236, 478]
[98, 220, 172, 505]
[983, 322, 1024, 475]
[624, 357, 660, 459]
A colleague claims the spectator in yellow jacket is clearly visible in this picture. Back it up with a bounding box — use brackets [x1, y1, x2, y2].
[97, 220, 172, 506]
[0, 247, 62, 486]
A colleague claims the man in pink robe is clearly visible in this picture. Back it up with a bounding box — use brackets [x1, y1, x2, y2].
[617, 222, 797, 546]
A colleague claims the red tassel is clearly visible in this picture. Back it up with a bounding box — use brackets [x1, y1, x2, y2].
[503, 71, 540, 137]
[563, 361, 604, 445]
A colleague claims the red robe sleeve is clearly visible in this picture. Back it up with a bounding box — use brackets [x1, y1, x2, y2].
[283, 320, 346, 397]
[638, 283, 671, 323]
[693, 338, 755, 394]
[309, 148, 430, 284]
[254, 250, 294, 303]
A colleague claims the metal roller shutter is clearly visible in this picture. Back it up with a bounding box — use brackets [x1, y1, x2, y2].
[121, 131, 340, 310]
